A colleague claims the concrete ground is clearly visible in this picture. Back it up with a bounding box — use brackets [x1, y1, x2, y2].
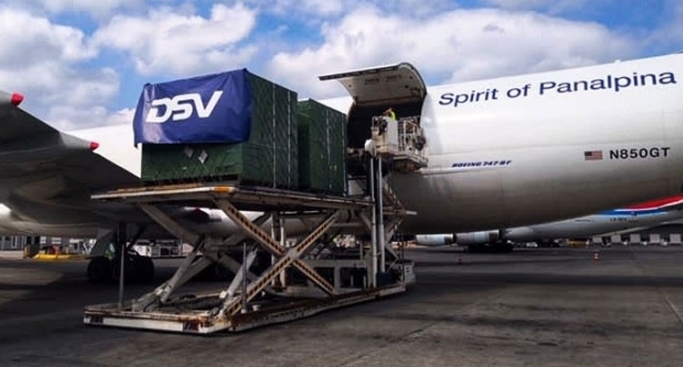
[0, 251, 24, 260]
[1, 246, 682, 367]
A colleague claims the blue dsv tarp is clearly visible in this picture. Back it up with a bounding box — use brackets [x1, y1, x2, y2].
[133, 70, 252, 145]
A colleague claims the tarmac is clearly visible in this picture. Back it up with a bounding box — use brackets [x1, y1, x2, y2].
[1, 246, 683, 367]
[0, 251, 24, 260]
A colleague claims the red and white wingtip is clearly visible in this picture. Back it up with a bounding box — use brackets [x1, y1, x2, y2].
[89, 141, 100, 151]
[1, 91, 24, 107]
[10, 92, 23, 106]
[625, 195, 683, 210]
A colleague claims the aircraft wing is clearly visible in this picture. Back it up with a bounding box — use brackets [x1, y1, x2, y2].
[607, 195, 683, 216]
[0, 93, 140, 214]
[658, 196, 683, 211]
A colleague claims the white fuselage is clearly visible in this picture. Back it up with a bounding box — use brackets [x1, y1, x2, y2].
[392, 54, 683, 233]
[2, 54, 683, 238]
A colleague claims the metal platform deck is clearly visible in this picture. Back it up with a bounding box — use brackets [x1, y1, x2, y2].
[92, 183, 375, 211]
[84, 285, 405, 334]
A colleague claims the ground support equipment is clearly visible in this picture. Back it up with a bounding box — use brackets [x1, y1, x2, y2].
[83, 183, 414, 334]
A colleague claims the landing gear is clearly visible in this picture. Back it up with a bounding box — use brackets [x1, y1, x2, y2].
[87, 253, 155, 284]
[87, 257, 111, 284]
[87, 224, 155, 285]
[134, 255, 155, 283]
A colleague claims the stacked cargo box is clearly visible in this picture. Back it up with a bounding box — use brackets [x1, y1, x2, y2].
[297, 99, 347, 195]
[140, 72, 298, 188]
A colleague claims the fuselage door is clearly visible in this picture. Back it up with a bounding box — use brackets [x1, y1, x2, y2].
[319, 63, 427, 107]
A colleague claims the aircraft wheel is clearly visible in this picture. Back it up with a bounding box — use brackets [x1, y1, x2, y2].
[111, 255, 137, 284]
[467, 244, 485, 253]
[87, 257, 112, 284]
[133, 255, 155, 283]
[496, 242, 514, 253]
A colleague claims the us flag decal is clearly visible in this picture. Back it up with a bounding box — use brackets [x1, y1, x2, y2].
[584, 150, 603, 161]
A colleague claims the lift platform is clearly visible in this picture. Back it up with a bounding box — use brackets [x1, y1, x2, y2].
[83, 180, 414, 334]
[369, 116, 428, 173]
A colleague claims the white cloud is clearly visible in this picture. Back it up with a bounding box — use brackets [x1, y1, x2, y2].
[268, 7, 637, 99]
[0, 1, 664, 131]
[37, 0, 143, 15]
[246, 0, 344, 17]
[0, 7, 121, 130]
[0, 8, 96, 68]
[379, 0, 456, 17]
[480, 0, 590, 14]
[93, 3, 259, 76]
[52, 107, 135, 131]
[244, 0, 454, 18]
[1, 0, 147, 18]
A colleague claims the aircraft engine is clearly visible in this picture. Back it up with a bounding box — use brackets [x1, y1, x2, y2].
[454, 230, 500, 245]
[414, 234, 454, 246]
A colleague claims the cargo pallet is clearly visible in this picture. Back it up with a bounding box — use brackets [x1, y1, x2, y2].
[83, 166, 413, 334]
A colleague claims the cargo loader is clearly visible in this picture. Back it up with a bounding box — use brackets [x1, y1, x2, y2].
[84, 66, 428, 334]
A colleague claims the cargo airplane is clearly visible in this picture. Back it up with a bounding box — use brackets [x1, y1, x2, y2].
[414, 195, 683, 250]
[1, 52, 683, 281]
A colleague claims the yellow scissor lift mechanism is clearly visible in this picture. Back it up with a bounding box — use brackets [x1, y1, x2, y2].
[83, 162, 416, 334]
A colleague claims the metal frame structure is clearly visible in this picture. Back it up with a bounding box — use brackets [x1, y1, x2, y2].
[83, 177, 413, 334]
[83, 111, 427, 334]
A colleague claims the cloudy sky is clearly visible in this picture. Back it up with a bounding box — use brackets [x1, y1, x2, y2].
[0, 0, 681, 130]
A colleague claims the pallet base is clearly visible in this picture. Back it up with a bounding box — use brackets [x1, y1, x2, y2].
[83, 284, 406, 334]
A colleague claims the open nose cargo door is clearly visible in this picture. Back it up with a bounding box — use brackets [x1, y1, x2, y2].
[319, 63, 429, 173]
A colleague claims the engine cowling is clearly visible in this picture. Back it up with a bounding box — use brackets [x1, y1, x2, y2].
[414, 234, 454, 246]
[454, 230, 500, 246]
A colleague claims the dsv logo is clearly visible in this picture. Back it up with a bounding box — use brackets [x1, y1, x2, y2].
[145, 91, 224, 123]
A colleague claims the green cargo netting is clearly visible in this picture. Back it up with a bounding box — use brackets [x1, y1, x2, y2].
[297, 99, 347, 195]
[141, 72, 298, 188]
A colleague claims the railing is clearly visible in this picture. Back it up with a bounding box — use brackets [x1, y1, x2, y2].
[397, 117, 425, 153]
[368, 115, 428, 172]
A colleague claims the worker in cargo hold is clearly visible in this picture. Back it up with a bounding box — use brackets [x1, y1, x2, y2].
[384, 107, 397, 120]
[379, 107, 396, 135]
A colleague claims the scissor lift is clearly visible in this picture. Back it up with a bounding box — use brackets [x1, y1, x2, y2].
[83, 175, 414, 334]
